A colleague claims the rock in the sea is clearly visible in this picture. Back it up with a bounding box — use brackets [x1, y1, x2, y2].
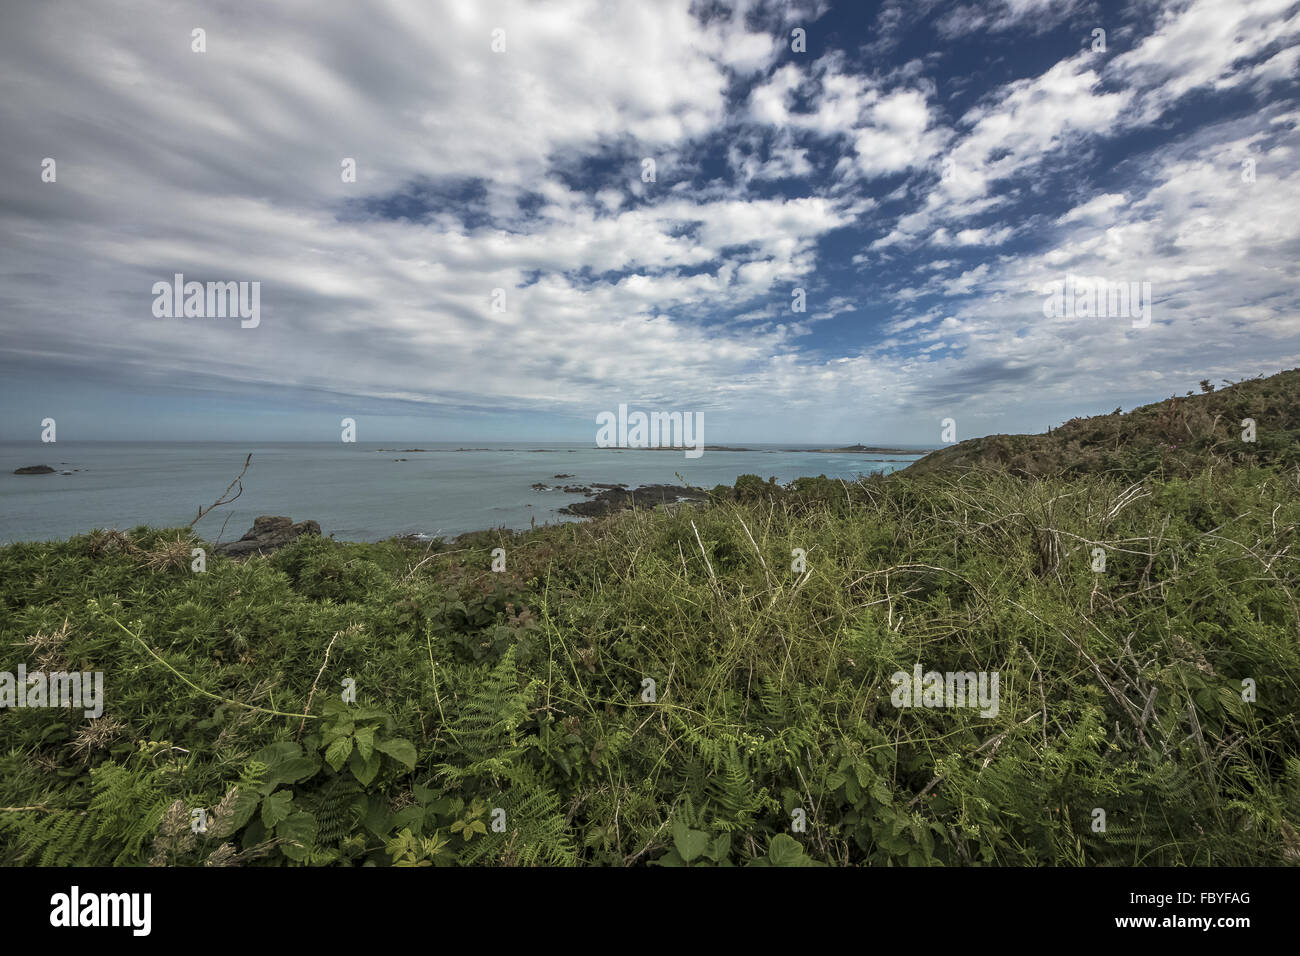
[560, 484, 708, 518]
[13, 465, 56, 475]
[215, 516, 321, 556]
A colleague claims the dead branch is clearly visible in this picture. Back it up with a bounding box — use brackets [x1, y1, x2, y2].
[189, 454, 252, 528]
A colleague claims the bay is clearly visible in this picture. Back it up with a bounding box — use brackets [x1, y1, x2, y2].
[0, 441, 930, 544]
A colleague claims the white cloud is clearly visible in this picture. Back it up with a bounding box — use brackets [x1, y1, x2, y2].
[0, 0, 1297, 443]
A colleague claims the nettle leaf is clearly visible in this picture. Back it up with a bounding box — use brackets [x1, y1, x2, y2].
[350, 749, 381, 785]
[251, 742, 321, 795]
[261, 789, 293, 829]
[354, 725, 376, 762]
[276, 810, 318, 862]
[252, 742, 302, 768]
[672, 818, 710, 863]
[224, 788, 262, 836]
[325, 735, 354, 772]
[375, 737, 417, 771]
[322, 722, 353, 746]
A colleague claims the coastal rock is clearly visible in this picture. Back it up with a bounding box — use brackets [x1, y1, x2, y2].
[13, 465, 56, 475]
[215, 515, 321, 556]
[559, 483, 708, 518]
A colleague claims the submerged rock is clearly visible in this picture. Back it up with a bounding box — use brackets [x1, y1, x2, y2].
[215, 516, 321, 556]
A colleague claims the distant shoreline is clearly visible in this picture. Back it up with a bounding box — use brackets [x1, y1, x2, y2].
[374, 445, 934, 456]
[591, 444, 933, 456]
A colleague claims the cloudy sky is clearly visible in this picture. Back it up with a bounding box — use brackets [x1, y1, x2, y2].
[2, 0, 1298, 442]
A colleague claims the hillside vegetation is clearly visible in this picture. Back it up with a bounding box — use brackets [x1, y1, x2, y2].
[909, 369, 1300, 478]
[1, 375, 1299, 866]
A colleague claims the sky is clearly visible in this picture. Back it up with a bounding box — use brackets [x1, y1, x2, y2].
[1, 0, 1299, 443]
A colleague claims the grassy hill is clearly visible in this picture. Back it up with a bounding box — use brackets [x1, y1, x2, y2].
[909, 369, 1300, 478]
[1, 375, 1299, 866]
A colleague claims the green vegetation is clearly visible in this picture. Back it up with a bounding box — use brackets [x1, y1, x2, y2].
[909, 368, 1300, 478]
[2, 374, 1299, 866]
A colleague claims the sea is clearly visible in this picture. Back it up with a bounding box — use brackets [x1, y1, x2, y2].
[0, 442, 933, 545]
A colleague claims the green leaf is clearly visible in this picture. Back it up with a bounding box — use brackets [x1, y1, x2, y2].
[354, 725, 376, 762]
[251, 742, 321, 795]
[767, 833, 808, 867]
[672, 818, 710, 863]
[706, 832, 732, 862]
[276, 811, 317, 862]
[375, 737, 417, 771]
[390, 805, 424, 834]
[349, 749, 381, 785]
[261, 790, 293, 829]
[325, 735, 354, 772]
[224, 788, 262, 835]
[363, 795, 395, 838]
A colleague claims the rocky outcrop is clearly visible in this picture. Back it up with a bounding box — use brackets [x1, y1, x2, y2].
[559, 484, 708, 518]
[215, 516, 321, 556]
[13, 465, 56, 475]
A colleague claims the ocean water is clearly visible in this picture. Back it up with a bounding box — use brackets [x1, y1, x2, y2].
[0, 442, 932, 544]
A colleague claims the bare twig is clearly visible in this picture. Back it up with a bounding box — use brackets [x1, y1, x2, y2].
[690, 520, 717, 588]
[298, 626, 357, 738]
[189, 454, 252, 528]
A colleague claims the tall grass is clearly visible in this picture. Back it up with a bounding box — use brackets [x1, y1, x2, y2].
[1, 464, 1297, 865]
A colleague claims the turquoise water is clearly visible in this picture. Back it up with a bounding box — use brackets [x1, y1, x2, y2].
[0, 442, 931, 544]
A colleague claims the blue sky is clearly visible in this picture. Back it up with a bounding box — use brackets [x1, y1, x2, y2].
[2, 0, 1298, 442]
